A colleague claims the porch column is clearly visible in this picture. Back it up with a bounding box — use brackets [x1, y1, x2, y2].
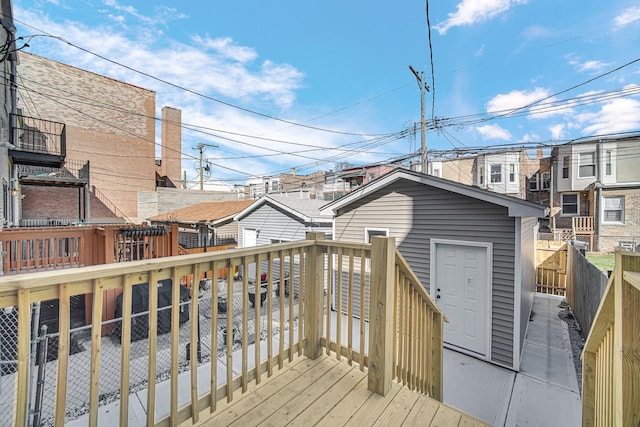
[304, 232, 325, 359]
[368, 236, 396, 396]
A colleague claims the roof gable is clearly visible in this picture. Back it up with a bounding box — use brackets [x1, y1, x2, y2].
[235, 195, 333, 223]
[321, 168, 548, 218]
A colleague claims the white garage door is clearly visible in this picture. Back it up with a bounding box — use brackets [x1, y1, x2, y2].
[432, 241, 490, 357]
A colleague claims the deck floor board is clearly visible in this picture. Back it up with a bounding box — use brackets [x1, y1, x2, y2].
[191, 354, 488, 427]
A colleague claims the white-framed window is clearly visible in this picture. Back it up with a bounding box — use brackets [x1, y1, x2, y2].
[479, 166, 484, 185]
[433, 168, 441, 177]
[541, 172, 550, 190]
[365, 228, 389, 243]
[529, 173, 539, 191]
[605, 150, 613, 176]
[509, 164, 516, 183]
[602, 196, 624, 224]
[579, 152, 596, 178]
[561, 193, 579, 216]
[365, 228, 389, 270]
[490, 164, 502, 183]
[562, 155, 570, 179]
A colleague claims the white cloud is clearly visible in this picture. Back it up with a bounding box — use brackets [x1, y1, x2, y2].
[486, 87, 550, 114]
[477, 124, 512, 140]
[578, 98, 640, 135]
[614, 6, 640, 29]
[474, 44, 486, 57]
[434, 0, 528, 35]
[566, 55, 613, 73]
[548, 124, 565, 140]
[192, 36, 258, 63]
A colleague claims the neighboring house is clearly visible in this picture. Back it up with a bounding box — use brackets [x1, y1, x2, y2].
[243, 170, 326, 200]
[426, 156, 475, 186]
[235, 194, 333, 247]
[475, 150, 522, 197]
[321, 168, 548, 371]
[0, 4, 16, 227]
[12, 52, 182, 224]
[148, 199, 255, 249]
[551, 134, 640, 251]
[338, 164, 395, 190]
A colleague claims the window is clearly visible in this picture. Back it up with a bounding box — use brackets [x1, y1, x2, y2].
[605, 151, 613, 176]
[541, 172, 550, 190]
[579, 152, 596, 178]
[561, 194, 579, 216]
[562, 155, 570, 179]
[509, 164, 516, 183]
[433, 168, 441, 177]
[490, 164, 502, 183]
[365, 228, 388, 243]
[272, 181, 280, 192]
[479, 166, 484, 185]
[618, 241, 636, 251]
[602, 196, 624, 223]
[529, 173, 539, 191]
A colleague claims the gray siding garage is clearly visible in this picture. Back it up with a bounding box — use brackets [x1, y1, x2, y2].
[321, 169, 547, 371]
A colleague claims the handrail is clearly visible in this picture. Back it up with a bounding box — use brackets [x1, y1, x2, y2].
[0, 236, 446, 426]
[582, 251, 640, 427]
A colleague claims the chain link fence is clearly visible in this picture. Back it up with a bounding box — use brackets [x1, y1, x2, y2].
[0, 274, 299, 426]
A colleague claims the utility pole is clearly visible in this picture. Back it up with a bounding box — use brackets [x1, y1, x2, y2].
[409, 65, 430, 174]
[193, 142, 218, 190]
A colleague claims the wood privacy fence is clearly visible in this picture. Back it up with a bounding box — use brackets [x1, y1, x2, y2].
[582, 251, 640, 427]
[564, 245, 608, 340]
[536, 240, 568, 295]
[0, 233, 443, 427]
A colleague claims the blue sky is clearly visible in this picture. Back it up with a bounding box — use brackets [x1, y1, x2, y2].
[12, 0, 640, 188]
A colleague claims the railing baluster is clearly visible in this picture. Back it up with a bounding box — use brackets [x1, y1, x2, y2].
[89, 279, 104, 426]
[255, 255, 262, 385]
[278, 250, 285, 368]
[241, 256, 249, 392]
[297, 248, 304, 357]
[189, 263, 200, 423]
[360, 248, 367, 371]
[347, 248, 354, 365]
[226, 260, 234, 402]
[147, 271, 158, 427]
[170, 267, 180, 426]
[55, 284, 70, 427]
[15, 289, 31, 427]
[119, 274, 133, 427]
[288, 249, 294, 363]
[336, 247, 342, 361]
[267, 252, 274, 376]
[210, 260, 221, 413]
[326, 247, 333, 356]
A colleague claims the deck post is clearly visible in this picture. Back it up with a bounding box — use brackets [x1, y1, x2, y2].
[368, 236, 396, 396]
[304, 232, 325, 359]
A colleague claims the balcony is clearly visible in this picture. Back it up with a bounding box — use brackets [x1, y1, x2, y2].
[16, 159, 89, 188]
[8, 114, 66, 168]
[0, 234, 484, 426]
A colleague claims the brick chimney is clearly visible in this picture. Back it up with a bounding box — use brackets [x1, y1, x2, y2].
[161, 106, 182, 187]
[536, 149, 543, 159]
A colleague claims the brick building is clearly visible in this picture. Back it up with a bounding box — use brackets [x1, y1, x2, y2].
[12, 52, 181, 223]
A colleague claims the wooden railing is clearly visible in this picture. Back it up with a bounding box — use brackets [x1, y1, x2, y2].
[572, 216, 594, 250]
[582, 251, 640, 427]
[0, 233, 443, 426]
[0, 224, 179, 275]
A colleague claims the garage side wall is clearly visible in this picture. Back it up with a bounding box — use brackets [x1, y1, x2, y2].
[519, 216, 538, 354]
[334, 179, 517, 368]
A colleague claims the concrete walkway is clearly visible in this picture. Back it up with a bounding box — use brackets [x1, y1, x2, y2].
[444, 293, 582, 426]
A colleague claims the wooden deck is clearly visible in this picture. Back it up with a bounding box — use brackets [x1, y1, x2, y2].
[186, 354, 488, 427]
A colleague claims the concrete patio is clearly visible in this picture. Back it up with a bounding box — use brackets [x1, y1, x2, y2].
[444, 293, 582, 426]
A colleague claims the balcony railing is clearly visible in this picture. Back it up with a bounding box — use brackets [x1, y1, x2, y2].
[12, 114, 66, 156]
[0, 233, 443, 426]
[582, 251, 640, 427]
